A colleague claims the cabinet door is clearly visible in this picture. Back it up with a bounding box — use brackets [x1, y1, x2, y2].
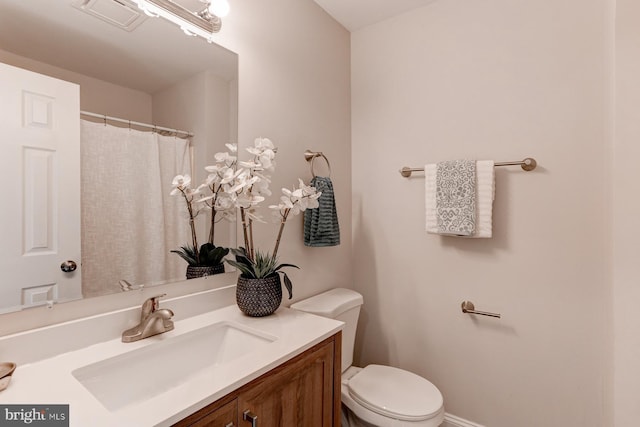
[238, 342, 334, 427]
[180, 399, 238, 427]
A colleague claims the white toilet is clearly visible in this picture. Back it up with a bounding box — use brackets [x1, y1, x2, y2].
[291, 288, 445, 427]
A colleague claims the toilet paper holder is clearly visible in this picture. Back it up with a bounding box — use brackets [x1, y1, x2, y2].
[461, 301, 501, 318]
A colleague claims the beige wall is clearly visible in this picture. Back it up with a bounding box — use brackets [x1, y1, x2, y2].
[215, 0, 353, 303]
[613, 0, 640, 425]
[0, 49, 153, 122]
[352, 0, 609, 426]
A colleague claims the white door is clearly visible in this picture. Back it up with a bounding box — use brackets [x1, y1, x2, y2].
[0, 62, 81, 312]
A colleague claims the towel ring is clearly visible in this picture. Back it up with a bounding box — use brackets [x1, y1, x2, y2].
[304, 149, 332, 178]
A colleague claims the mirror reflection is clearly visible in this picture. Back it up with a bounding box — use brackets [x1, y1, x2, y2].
[0, 0, 238, 314]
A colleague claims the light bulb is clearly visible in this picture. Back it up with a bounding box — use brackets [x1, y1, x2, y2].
[208, 0, 230, 18]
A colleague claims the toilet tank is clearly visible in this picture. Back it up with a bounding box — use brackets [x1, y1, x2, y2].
[290, 288, 363, 373]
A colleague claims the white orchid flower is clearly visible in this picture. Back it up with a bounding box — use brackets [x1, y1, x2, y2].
[307, 193, 321, 209]
[254, 171, 271, 183]
[236, 193, 264, 209]
[245, 147, 262, 156]
[226, 181, 244, 194]
[226, 170, 251, 193]
[297, 178, 317, 196]
[204, 164, 221, 174]
[254, 137, 274, 150]
[292, 188, 304, 198]
[170, 174, 194, 196]
[252, 179, 272, 197]
[225, 143, 238, 153]
[215, 194, 235, 210]
[183, 187, 200, 197]
[220, 167, 240, 185]
[232, 194, 248, 209]
[246, 209, 265, 223]
[197, 194, 214, 204]
[214, 151, 237, 164]
[238, 160, 261, 169]
[259, 154, 275, 171]
[270, 180, 321, 218]
[171, 174, 191, 188]
[279, 195, 294, 208]
[205, 173, 219, 186]
[246, 175, 261, 187]
[249, 194, 265, 205]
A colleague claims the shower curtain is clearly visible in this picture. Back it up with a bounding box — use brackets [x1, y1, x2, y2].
[80, 120, 191, 297]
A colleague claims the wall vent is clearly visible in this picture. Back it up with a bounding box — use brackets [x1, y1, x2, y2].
[71, 0, 147, 31]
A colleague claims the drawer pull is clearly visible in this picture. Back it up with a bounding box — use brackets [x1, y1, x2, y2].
[224, 423, 234, 427]
[243, 410, 257, 427]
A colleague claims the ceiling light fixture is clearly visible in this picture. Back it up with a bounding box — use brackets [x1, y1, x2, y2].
[134, 0, 229, 42]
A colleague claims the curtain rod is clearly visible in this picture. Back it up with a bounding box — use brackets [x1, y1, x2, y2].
[399, 157, 537, 177]
[80, 111, 194, 137]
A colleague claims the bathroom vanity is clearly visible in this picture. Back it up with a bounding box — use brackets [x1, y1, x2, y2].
[174, 333, 341, 426]
[0, 288, 343, 427]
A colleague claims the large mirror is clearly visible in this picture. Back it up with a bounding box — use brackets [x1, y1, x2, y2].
[0, 0, 238, 314]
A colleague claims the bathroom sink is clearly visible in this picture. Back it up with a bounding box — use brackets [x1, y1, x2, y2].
[72, 321, 277, 411]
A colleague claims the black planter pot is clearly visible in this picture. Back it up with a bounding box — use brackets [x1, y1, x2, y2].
[186, 264, 225, 279]
[236, 273, 282, 317]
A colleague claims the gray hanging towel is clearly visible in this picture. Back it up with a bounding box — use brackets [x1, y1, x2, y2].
[436, 159, 477, 236]
[304, 176, 340, 246]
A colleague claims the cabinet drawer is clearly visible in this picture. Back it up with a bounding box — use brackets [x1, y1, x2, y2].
[176, 399, 237, 427]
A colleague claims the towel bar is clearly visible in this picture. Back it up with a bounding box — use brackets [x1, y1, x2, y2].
[400, 157, 537, 177]
[461, 301, 501, 318]
[304, 149, 332, 178]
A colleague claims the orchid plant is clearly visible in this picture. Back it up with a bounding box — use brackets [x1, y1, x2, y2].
[169, 170, 230, 268]
[219, 138, 321, 298]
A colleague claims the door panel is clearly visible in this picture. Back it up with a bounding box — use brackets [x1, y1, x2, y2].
[0, 62, 81, 311]
[237, 342, 334, 427]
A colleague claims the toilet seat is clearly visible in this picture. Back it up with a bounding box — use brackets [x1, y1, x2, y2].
[347, 365, 443, 422]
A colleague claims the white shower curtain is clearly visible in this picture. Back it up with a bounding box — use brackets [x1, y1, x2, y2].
[80, 120, 191, 297]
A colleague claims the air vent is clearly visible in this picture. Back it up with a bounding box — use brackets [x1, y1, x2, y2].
[71, 0, 147, 31]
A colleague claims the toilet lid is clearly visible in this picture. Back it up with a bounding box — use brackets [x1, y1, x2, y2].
[347, 365, 443, 421]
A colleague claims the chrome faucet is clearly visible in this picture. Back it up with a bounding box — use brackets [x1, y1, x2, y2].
[122, 294, 174, 343]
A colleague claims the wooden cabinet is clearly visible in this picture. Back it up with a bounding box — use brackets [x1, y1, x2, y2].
[187, 400, 237, 427]
[174, 332, 342, 427]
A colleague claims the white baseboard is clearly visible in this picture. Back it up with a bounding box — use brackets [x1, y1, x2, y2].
[442, 413, 486, 427]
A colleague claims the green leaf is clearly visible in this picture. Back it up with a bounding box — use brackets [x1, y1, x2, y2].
[235, 254, 253, 268]
[226, 260, 256, 278]
[172, 243, 229, 267]
[281, 272, 293, 299]
[212, 246, 230, 258]
[226, 247, 298, 283]
[230, 247, 249, 258]
[274, 263, 299, 272]
[252, 249, 278, 278]
[170, 245, 198, 265]
[198, 243, 229, 266]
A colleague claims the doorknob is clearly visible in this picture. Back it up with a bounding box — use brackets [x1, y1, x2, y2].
[60, 260, 77, 273]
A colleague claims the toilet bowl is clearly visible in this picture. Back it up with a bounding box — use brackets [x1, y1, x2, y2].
[291, 288, 444, 427]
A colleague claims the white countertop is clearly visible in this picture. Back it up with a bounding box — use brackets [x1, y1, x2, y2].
[1, 305, 343, 426]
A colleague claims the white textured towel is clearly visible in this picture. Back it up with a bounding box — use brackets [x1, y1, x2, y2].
[426, 160, 495, 238]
